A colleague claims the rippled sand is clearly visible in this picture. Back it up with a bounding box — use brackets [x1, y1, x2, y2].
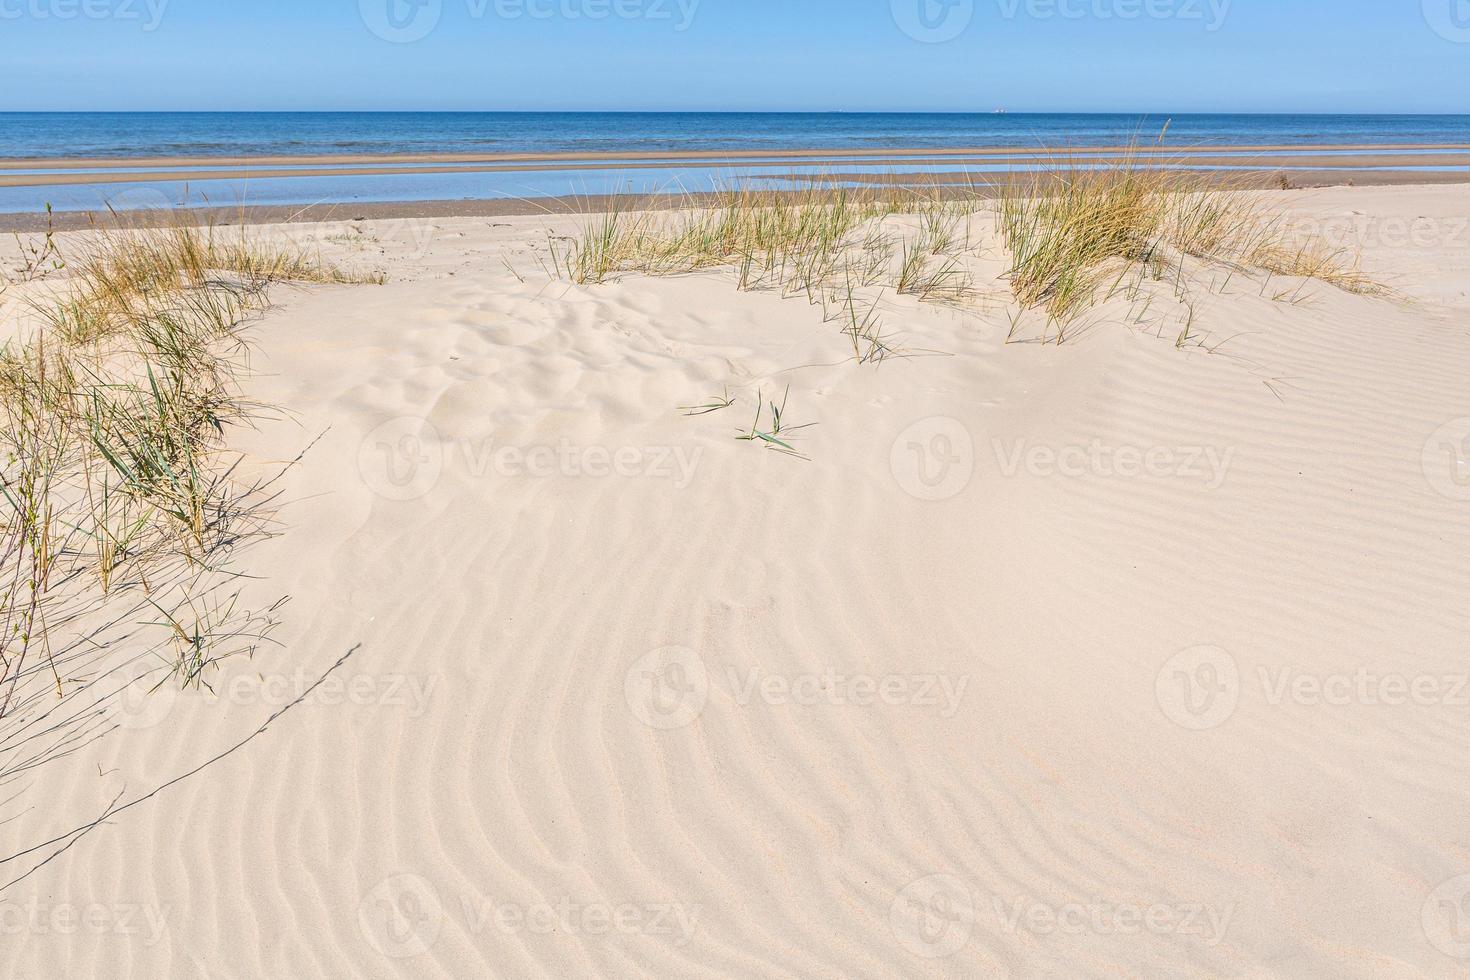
[6, 183, 1470, 977]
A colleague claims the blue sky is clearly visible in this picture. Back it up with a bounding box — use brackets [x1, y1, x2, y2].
[1, 0, 1467, 112]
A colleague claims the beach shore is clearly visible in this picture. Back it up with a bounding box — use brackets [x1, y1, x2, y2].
[3, 171, 1470, 235]
[11, 156, 1469, 189]
[4, 181, 1470, 977]
[7, 142, 1470, 171]
[3, 143, 1470, 232]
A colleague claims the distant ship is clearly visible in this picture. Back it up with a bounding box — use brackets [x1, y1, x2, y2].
[993, 108, 1007, 114]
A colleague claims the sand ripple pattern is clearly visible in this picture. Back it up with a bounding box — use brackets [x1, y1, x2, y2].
[6, 191, 1470, 978]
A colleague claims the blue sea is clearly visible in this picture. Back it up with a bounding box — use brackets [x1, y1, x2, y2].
[6, 112, 1470, 159]
[2, 112, 1468, 214]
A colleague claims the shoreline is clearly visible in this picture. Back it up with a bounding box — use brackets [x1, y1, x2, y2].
[5, 142, 1470, 171]
[4, 151, 1470, 190]
[1, 170, 1465, 233]
[4, 142, 1468, 229]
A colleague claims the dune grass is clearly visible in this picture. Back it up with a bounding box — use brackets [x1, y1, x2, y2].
[45, 216, 381, 346]
[549, 162, 1377, 359]
[8, 204, 65, 284]
[736, 386, 816, 459]
[546, 184, 984, 368]
[996, 150, 1382, 322]
[0, 213, 377, 719]
[1248, 240, 1381, 297]
[548, 186, 904, 291]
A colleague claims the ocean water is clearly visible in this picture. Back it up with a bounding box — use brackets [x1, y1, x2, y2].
[3, 113, 1469, 214]
[5, 112, 1470, 159]
[7, 160, 1470, 219]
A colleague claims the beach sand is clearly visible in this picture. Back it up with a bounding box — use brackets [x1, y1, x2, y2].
[4, 183, 1470, 977]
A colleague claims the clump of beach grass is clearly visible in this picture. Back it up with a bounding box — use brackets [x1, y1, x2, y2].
[45, 213, 380, 345]
[546, 156, 1380, 351]
[736, 386, 815, 459]
[996, 146, 1381, 324]
[896, 238, 972, 304]
[0, 210, 376, 723]
[548, 186, 887, 293]
[1247, 239, 1382, 297]
[997, 152, 1175, 320]
[546, 183, 987, 366]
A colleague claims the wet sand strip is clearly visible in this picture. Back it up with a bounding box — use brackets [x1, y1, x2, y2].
[2, 151, 1470, 190]
[2, 168, 1466, 233]
[4, 143, 1470, 175]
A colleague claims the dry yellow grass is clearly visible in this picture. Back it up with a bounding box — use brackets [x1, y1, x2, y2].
[546, 183, 984, 364]
[548, 162, 1379, 352]
[996, 150, 1380, 320]
[45, 217, 381, 345]
[1, 212, 379, 716]
[1248, 240, 1383, 296]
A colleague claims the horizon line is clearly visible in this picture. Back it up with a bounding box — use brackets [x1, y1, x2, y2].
[4, 109, 1470, 116]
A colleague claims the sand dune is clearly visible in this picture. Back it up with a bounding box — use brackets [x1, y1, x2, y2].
[4, 185, 1470, 977]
